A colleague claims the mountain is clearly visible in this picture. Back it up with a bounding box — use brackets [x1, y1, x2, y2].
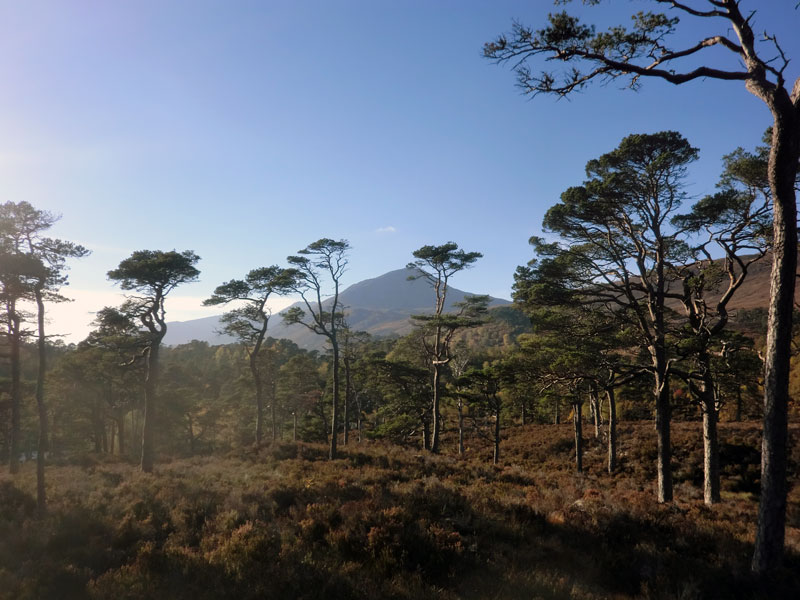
[163, 268, 511, 349]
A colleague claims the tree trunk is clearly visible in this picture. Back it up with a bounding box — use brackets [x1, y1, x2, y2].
[117, 413, 125, 456]
[590, 387, 601, 439]
[654, 356, 673, 503]
[493, 401, 501, 465]
[271, 372, 278, 443]
[457, 397, 465, 456]
[34, 289, 48, 513]
[735, 386, 743, 422]
[554, 396, 560, 425]
[702, 384, 721, 505]
[431, 362, 442, 453]
[8, 305, 21, 474]
[573, 398, 583, 473]
[93, 408, 103, 453]
[752, 109, 799, 574]
[187, 416, 196, 455]
[251, 353, 265, 444]
[607, 387, 617, 474]
[422, 417, 430, 452]
[141, 342, 161, 473]
[344, 354, 351, 446]
[109, 421, 116, 455]
[329, 339, 340, 460]
[356, 392, 362, 443]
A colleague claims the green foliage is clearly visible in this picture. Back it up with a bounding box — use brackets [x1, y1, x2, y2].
[107, 250, 200, 294]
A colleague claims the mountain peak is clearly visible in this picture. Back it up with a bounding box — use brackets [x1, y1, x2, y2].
[164, 268, 510, 349]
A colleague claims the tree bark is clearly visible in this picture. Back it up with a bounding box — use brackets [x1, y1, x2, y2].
[343, 353, 351, 446]
[735, 387, 743, 423]
[702, 384, 721, 505]
[493, 401, 501, 465]
[329, 339, 340, 460]
[654, 351, 673, 502]
[574, 398, 583, 473]
[431, 362, 442, 453]
[141, 342, 160, 473]
[752, 107, 799, 574]
[117, 413, 125, 456]
[607, 387, 617, 474]
[356, 392, 362, 443]
[457, 397, 465, 456]
[7, 304, 21, 474]
[34, 289, 48, 513]
[590, 387, 601, 439]
[251, 352, 265, 444]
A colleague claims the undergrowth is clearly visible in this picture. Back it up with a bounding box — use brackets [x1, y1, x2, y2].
[0, 421, 798, 599]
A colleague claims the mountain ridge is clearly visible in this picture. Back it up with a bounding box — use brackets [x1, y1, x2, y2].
[164, 268, 510, 349]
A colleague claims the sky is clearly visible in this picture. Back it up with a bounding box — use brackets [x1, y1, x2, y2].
[0, 1, 797, 343]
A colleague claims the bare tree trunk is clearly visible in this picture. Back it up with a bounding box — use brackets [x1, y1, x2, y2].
[457, 397, 465, 456]
[343, 354, 351, 446]
[554, 396, 560, 425]
[93, 401, 103, 453]
[330, 339, 340, 460]
[573, 398, 583, 473]
[654, 355, 673, 503]
[8, 306, 21, 474]
[141, 342, 160, 473]
[251, 353, 265, 444]
[590, 387, 601, 439]
[356, 392, 362, 443]
[117, 413, 125, 456]
[735, 386, 743, 422]
[493, 402, 501, 465]
[34, 290, 48, 513]
[271, 372, 278, 444]
[607, 387, 617, 474]
[752, 111, 798, 574]
[187, 415, 196, 455]
[702, 386, 721, 505]
[431, 363, 442, 453]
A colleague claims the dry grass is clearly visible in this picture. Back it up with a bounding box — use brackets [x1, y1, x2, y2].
[0, 420, 798, 599]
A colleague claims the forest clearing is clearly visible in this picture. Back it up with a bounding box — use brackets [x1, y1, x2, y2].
[1, 421, 799, 599]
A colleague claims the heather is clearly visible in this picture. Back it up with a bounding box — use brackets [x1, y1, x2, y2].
[1, 421, 797, 600]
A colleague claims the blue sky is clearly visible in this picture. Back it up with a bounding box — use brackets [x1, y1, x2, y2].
[0, 1, 797, 342]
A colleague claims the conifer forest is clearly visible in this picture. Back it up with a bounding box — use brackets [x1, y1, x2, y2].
[1, 2, 800, 599]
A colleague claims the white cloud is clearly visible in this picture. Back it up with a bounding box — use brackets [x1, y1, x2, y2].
[375, 226, 396, 234]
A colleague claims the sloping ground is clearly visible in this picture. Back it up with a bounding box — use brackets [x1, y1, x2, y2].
[663, 251, 800, 313]
[1, 420, 798, 599]
[164, 268, 510, 349]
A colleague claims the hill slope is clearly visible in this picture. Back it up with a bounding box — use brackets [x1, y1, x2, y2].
[164, 268, 510, 348]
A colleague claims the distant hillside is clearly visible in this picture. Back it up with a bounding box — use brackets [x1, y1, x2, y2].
[164, 268, 511, 349]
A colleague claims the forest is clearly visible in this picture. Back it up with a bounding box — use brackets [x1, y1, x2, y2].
[0, 128, 798, 599]
[2, 1, 800, 599]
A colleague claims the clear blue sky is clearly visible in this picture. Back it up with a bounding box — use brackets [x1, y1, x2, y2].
[0, 1, 797, 341]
